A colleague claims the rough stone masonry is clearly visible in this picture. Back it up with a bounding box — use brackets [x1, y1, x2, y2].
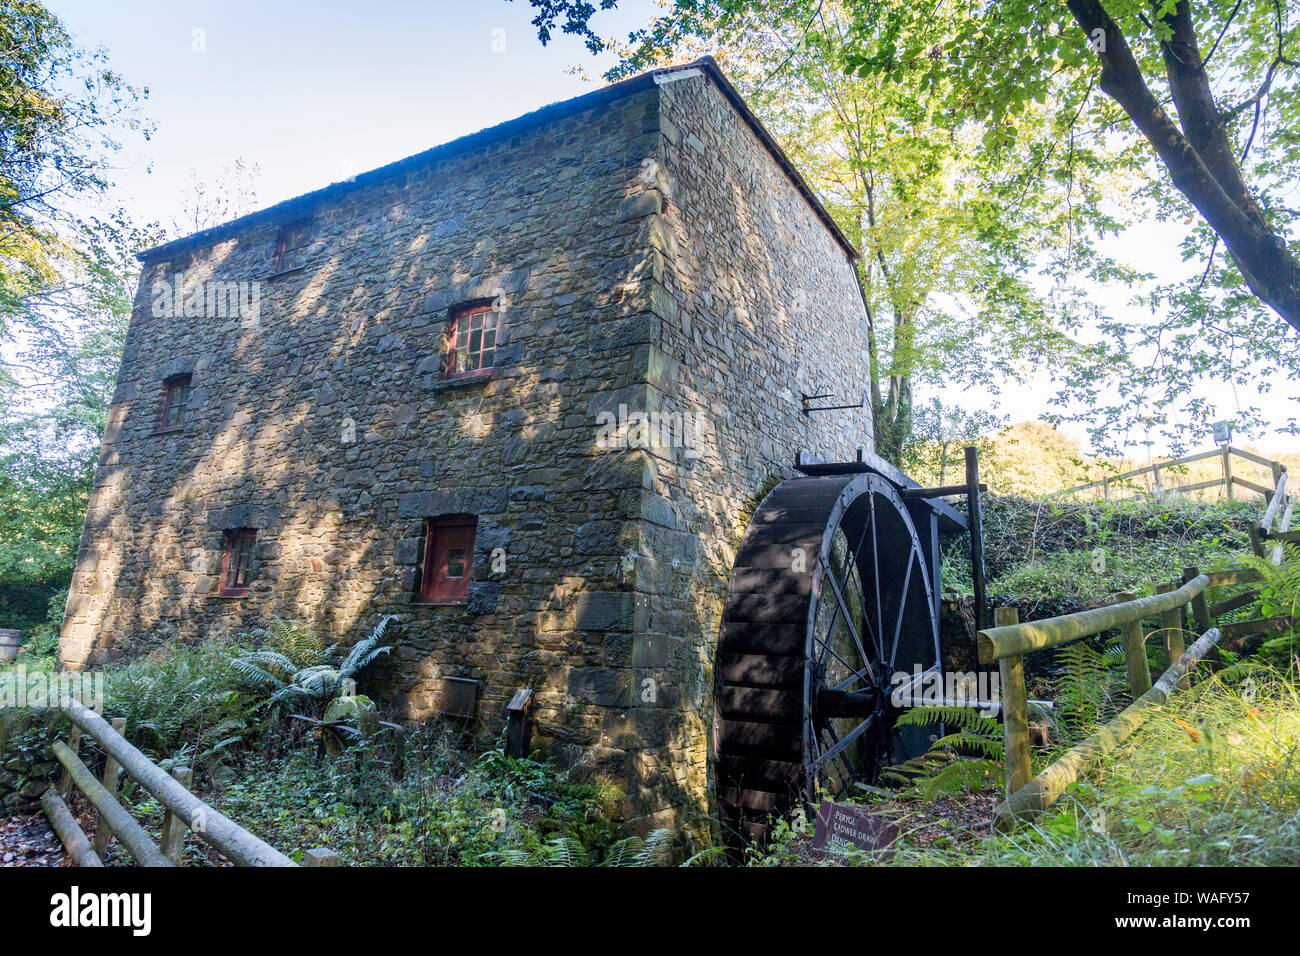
[60, 58, 875, 836]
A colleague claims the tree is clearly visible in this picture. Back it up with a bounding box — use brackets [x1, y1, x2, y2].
[0, 212, 154, 629]
[902, 398, 1006, 486]
[0, 1, 149, 345]
[172, 158, 262, 238]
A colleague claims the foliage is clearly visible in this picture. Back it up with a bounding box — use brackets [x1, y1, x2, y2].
[485, 826, 673, 866]
[901, 399, 1006, 487]
[102, 637, 258, 774]
[880, 705, 1004, 801]
[1054, 640, 1125, 741]
[0, 1, 150, 341]
[1217, 545, 1300, 678]
[943, 493, 1252, 618]
[207, 727, 635, 866]
[231, 616, 395, 719]
[0, 213, 155, 629]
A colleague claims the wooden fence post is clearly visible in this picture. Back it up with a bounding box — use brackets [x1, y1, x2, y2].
[160, 767, 193, 864]
[1156, 583, 1188, 691]
[995, 606, 1032, 798]
[57, 725, 82, 799]
[1118, 592, 1152, 697]
[1184, 565, 1216, 667]
[92, 717, 127, 858]
[303, 847, 340, 867]
[1223, 446, 1234, 501]
[1184, 566, 1212, 634]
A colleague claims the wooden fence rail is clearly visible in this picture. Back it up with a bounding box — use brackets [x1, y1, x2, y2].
[1055, 445, 1287, 503]
[979, 558, 1292, 829]
[40, 697, 336, 867]
[1254, 472, 1295, 561]
[993, 626, 1224, 828]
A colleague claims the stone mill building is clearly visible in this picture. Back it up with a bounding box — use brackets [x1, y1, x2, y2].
[60, 58, 880, 834]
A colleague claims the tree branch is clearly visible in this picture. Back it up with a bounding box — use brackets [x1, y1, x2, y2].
[1064, 0, 1300, 332]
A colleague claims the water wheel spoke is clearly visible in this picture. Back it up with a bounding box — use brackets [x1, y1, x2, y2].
[811, 715, 877, 774]
[841, 510, 883, 661]
[887, 549, 916, 672]
[830, 667, 874, 692]
[868, 494, 885, 662]
[890, 662, 942, 705]
[824, 569, 874, 685]
[811, 631, 863, 680]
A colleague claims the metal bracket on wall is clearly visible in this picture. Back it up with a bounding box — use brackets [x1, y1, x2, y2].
[801, 388, 868, 416]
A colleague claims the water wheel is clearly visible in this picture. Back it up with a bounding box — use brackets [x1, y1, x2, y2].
[713, 472, 942, 843]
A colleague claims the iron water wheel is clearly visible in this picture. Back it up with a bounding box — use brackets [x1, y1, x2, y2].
[713, 473, 941, 843]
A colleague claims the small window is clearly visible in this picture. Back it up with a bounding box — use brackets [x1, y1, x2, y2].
[272, 221, 312, 273]
[446, 305, 497, 378]
[219, 528, 256, 597]
[160, 375, 192, 431]
[418, 516, 477, 603]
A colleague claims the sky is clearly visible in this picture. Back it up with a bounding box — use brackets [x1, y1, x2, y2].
[42, 0, 1300, 459]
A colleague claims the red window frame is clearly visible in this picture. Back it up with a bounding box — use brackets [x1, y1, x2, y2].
[446, 305, 497, 379]
[219, 528, 256, 597]
[273, 221, 312, 273]
[418, 516, 477, 603]
[159, 375, 192, 431]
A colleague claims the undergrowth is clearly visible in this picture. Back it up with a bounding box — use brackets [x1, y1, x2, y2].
[884, 666, 1300, 866]
[944, 494, 1253, 618]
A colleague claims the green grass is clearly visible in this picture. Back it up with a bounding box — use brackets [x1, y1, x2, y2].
[881, 665, 1300, 866]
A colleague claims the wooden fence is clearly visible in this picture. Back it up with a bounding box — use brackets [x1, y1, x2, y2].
[1056, 445, 1287, 503]
[40, 697, 337, 867]
[1255, 471, 1296, 562]
[980, 556, 1292, 829]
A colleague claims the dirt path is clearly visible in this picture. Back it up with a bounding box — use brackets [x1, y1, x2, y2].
[0, 812, 68, 867]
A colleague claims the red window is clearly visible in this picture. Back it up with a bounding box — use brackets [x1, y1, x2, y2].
[219, 529, 256, 597]
[418, 516, 477, 603]
[447, 305, 497, 378]
[160, 375, 192, 431]
[273, 221, 312, 273]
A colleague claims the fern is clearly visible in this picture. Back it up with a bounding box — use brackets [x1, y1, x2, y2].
[234, 615, 396, 717]
[896, 704, 1001, 736]
[1238, 546, 1300, 617]
[919, 757, 1001, 801]
[930, 731, 1004, 761]
[1225, 547, 1300, 669]
[484, 828, 674, 866]
[1055, 640, 1120, 740]
[883, 704, 1006, 800]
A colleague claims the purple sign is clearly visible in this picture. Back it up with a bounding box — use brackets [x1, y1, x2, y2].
[812, 801, 898, 856]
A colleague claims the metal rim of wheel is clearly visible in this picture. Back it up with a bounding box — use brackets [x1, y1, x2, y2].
[714, 473, 941, 844]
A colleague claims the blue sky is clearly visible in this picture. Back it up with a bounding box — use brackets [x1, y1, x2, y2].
[43, 0, 1300, 457]
[48, 0, 657, 225]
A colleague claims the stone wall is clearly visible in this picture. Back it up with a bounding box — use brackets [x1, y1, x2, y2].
[609, 69, 875, 830]
[59, 64, 874, 836]
[61, 84, 666, 745]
